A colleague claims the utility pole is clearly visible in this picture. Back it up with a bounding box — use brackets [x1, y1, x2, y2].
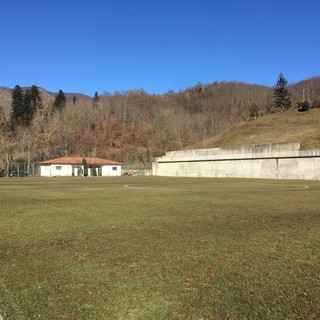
[27, 150, 30, 176]
[5, 152, 9, 177]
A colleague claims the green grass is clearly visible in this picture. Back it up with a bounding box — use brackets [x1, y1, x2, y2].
[1, 177, 320, 319]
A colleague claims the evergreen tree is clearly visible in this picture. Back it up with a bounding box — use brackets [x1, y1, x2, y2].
[25, 85, 42, 126]
[11, 85, 43, 127]
[273, 73, 291, 110]
[53, 90, 66, 111]
[298, 100, 311, 112]
[92, 91, 100, 108]
[23, 89, 32, 126]
[29, 85, 42, 109]
[10, 85, 25, 128]
[249, 103, 260, 118]
[82, 158, 88, 177]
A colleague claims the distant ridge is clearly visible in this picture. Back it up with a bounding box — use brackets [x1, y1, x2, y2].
[45, 90, 91, 99]
[0, 86, 91, 109]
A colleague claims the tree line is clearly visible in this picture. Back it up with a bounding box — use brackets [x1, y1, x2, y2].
[0, 74, 319, 175]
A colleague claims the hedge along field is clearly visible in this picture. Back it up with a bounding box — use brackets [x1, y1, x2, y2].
[1, 177, 320, 320]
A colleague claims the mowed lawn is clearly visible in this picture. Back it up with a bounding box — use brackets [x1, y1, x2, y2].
[1, 177, 320, 320]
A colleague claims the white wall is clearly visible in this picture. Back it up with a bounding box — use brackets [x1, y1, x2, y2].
[40, 165, 73, 177]
[101, 165, 121, 176]
[152, 143, 320, 180]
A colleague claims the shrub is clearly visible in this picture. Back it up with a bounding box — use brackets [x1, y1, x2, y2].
[249, 104, 260, 118]
[298, 101, 311, 112]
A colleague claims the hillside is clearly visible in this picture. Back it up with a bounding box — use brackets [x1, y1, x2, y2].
[189, 108, 320, 150]
[1, 76, 320, 169]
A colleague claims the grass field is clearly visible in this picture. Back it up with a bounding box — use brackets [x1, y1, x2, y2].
[1, 176, 320, 320]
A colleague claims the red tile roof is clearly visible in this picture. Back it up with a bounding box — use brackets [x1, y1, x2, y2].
[39, 157, 122, 165]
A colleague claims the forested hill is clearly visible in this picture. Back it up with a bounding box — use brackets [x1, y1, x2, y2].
[1, 77, 320, 168]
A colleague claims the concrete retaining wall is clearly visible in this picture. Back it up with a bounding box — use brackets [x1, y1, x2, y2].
[152, 142, 320, 180]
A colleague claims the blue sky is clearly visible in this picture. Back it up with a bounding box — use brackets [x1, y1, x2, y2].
[1, 0, 320, 96]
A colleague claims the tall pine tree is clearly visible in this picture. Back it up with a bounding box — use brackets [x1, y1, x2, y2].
[24, 89, 32, 126]
[29, 85, 42, 110]
[10, 85, 25, 129]
[24, 85, 42, 125]
[53, 90, 66, 111]
[273, 73, 291, 110]
[92, 91, 100, 108]
[82, 158, 88, 177]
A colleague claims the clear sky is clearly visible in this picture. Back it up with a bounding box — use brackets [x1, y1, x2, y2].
[1, 0, 320, 96]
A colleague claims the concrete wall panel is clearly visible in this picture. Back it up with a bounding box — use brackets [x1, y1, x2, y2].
[152, 143, 320, 180]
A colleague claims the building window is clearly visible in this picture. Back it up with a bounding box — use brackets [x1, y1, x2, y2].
[112, 167, 117, 171]
[56, 166, 62, 170]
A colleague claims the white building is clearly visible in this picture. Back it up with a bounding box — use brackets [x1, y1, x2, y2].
[39, 156, 122, 177]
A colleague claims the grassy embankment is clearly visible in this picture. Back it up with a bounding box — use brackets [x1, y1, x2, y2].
[1, 176, 320, 319]
[191, 108, 320, 150]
